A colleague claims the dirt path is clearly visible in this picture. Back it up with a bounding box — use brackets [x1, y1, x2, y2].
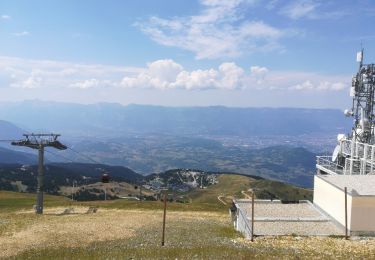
[241, 190, 252, 199]
[217, 195, 227, 205]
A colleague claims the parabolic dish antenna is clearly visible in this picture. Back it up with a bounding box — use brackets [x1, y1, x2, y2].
[332, 145, 340, 162]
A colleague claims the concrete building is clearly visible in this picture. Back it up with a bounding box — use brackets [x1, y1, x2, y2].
[314, 175, 375, 235]
[314, 50, 375, 236]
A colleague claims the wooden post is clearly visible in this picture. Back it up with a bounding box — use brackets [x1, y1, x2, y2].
[345, 187, 349, 240]
[161, 193, 167, 246]
[251, 192, 254, 242]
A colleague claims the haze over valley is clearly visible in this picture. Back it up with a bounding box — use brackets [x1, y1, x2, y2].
[0, 100, 353, 188]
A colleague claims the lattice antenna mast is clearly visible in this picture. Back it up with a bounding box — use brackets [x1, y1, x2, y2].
[349, 49, 375, 144]
[11, 133, 67, 214]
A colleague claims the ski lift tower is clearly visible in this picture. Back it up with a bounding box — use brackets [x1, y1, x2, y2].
[12, 134, 67, 214]
[314, 50, 375, 235]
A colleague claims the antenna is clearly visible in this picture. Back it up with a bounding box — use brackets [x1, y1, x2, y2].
[350, 49, 375, 144]
[11, 133, 67, 214]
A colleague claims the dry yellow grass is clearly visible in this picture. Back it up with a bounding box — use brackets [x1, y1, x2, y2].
[1, 193, 375, 259]
[0, 207, 226, 258]
[1, 208, 147, 257]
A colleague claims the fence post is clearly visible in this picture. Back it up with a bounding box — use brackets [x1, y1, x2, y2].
[162, 192, 167, 246]
[345, 187, 349, 240]
[251, 192, 254, 242]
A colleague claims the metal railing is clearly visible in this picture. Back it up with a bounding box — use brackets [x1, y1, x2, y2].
[317, 139, 375, 175]
[316, 156, 343, 175]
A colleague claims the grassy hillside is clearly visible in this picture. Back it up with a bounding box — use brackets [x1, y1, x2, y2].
[250, 179, 313, 201]
[188, 174, 254, 204]
[0, 191, 71, 211]
[187, 174, 312, 205]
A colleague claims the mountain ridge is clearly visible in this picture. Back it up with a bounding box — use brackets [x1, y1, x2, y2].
[0, 100, 351, 137]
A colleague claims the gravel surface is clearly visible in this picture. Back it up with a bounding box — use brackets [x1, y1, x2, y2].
[235, 200, 344, 236]
[237, 201, 324, 219]
[254, 221, 343, 236]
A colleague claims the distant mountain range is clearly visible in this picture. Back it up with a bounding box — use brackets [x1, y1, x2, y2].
[0, 100, 352, 137]
[0, 120, 24, 139]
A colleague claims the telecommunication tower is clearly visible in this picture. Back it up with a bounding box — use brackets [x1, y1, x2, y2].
[347, 49, 375, 144]
[11, 134, 67, 214]
[317, 50, 375, 175]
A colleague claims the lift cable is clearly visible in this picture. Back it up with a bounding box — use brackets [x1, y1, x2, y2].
[44, 149, 77, 164]
[66, 146, 103, 165]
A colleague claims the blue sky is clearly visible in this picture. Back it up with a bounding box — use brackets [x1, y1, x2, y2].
[1, 0, 375, 108]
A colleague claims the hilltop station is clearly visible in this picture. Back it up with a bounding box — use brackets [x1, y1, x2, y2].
[233, 50, 375, 238]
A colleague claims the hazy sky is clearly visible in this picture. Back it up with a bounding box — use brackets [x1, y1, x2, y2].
[1, 0, 374, 108]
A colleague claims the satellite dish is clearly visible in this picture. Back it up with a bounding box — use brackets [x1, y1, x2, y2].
[337, 134, 346, 143]
[344, 109, 353, 117]
[332, 145, 340, 162]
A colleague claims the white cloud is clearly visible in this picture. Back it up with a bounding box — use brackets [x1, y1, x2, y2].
[1, 15, 11, 20]
[0, 56, 349, 92]
[11, 70, 43, 89]
[121, 59, 349, 91]
[281, 1, 317, 19]
[280, 0, 347, 20]
[137, 0, 286, 59]
[291, 80, 314, 90]
[218, 62, 244, 89]
[0, 56, 140, 90]
[290, 80, 347, 91]
[250, 66, 269, 84]
[173, 69, 218, 90]
[13, 31, 30, 37]
[120, 60, 246, 90]
[251, 66, 268, 75]
[70, 78, 100, 89]
[121, 59, 184, 90]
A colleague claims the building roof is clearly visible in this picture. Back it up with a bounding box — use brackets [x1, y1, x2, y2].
[317, 175, 375, 196]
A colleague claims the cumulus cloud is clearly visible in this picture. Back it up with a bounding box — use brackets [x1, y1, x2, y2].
[120, 59, 348, 91]
[120, 60, 246, 90]
[0, 56, 349, 92]
[136, 0, 285, 59]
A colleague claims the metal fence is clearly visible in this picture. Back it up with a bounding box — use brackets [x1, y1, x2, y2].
[316, 156, 343, 175]
[317, 139, 375, 175]
[236, 206, 253, 240]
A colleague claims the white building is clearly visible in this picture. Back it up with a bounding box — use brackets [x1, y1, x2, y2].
[314, 51, 375, 235]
